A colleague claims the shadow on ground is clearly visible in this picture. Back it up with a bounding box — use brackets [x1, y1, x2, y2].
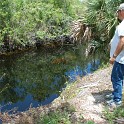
[91, 90, 112, 104]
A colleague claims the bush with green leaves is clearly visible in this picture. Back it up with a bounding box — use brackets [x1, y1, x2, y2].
[0, 0, 76, 51]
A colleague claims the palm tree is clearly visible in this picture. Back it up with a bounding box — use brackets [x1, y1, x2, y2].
[84, 0, 123, 51]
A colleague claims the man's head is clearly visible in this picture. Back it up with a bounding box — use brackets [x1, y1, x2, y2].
[117, 3, 124, 21]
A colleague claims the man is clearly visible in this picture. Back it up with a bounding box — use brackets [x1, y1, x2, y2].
[107, 3, 124, 107]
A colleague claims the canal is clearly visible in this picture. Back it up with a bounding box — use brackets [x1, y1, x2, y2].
[0, 44, 109, 113]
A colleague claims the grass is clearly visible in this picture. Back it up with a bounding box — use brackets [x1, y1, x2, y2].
[38, 110, 96, 124]
[37, 102, 97, 124]
[37, 102, 75, 124]
[103, 94, 124, 123]
[103, 106, 124, 124]
[84, 121, 96, 124]
[38, 110, 71, 124]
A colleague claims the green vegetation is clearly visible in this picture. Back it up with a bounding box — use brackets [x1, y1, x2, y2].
[37, 102, 96, 124]
[83, 0, 123, 51]
[104, 88, 124, 124]
[38, 110, 72, 124]
[104, 106, 124, 124]
[1, 0, 123, 53]
[0, 0, 81, 52]
[38, 110, 96, 124]
[37, 102, 75, 124]
[84, 121, 95, 124]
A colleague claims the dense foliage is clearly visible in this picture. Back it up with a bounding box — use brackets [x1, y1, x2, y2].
[0, 0, 80, 52]
[83, 0, 124, 50]
[1, 0, 124, 52]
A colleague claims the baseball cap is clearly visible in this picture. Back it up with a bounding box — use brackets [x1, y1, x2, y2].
[118, 3, 124, 11]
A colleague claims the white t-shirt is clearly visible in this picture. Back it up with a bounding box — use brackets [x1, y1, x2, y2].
[110, 20, 124, 64]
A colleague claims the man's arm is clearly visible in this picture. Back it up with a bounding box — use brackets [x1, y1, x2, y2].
[110, 36, 124, 64]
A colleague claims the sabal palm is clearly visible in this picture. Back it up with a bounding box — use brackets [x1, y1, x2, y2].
[85, 0, 123, 44]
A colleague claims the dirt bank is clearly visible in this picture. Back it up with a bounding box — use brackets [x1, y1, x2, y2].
[55, 65, 112, 124]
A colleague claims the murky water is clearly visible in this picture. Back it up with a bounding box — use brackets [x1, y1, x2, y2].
[0, 45, 109, 113]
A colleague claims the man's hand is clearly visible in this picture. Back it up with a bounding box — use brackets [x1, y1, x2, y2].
[109, 57, 116, 64]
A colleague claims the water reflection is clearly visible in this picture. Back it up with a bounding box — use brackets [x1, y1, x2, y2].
[65, 59, 100, 82]
[0, 46, 108, 112]
[1, 94, 58, 112]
